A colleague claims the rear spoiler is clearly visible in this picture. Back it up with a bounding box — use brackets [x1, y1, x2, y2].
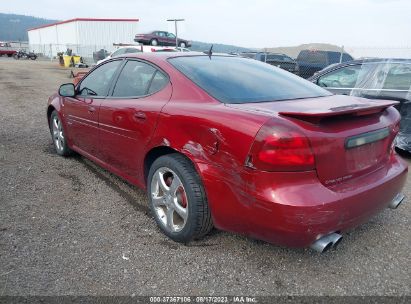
[279, 100, 398, 122]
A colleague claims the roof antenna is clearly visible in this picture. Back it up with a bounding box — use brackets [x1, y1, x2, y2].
[206, 44, 213, 59]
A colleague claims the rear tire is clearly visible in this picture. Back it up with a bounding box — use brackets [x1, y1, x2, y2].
[148, 154, 213, 243]
[150, 39, 158, 46]
[49, 111, 73, 156]
[179, 42, 186, 48]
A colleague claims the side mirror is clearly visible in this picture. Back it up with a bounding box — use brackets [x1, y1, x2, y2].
[59, 83, 76, 97]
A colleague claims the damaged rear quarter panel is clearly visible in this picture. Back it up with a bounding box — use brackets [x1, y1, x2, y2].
[148, 74, 270, 228]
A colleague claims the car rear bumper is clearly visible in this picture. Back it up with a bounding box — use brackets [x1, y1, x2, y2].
[201, 153, 408, 248]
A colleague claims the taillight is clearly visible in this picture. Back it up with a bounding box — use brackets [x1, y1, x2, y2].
[246, 122, 315, 172]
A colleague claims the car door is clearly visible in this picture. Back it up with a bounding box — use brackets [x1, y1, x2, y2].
[157, 32, 169, 45]
[63, 59, 123, 156]
[98, 59, 171, 181]
[166, 32, 176, 46]
[316, 64, 362, 95]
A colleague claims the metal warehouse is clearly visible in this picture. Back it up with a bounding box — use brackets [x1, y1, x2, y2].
[28, 18, 139, 58]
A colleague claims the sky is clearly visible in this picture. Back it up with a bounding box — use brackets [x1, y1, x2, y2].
[1, 0, 411, 49]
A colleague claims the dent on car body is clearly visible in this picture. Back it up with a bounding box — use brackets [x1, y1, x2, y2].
[180, 133, 256, 210]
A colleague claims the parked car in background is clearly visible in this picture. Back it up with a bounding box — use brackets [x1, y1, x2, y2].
[48, 53, 407, 253]
[97, 45, 143, 64]
[0, 42, 17, 57]
[297, 50, 353, 78]
[308, 58, 411, 152]
[241, 52, 299, 74]
[134, 31, 191, 48]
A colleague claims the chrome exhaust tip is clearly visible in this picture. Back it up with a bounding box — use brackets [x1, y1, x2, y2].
[310, 233, 343, 253]
[388, 193, 405, 209]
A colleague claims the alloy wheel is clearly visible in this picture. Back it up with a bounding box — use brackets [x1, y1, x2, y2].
[150, 167, 189, 233]
[52, 115, 65, 153]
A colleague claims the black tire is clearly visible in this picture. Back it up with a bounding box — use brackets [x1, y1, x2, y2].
[7, 54, 12, 57]
[179, 42, 186, 48]
[150, 39, 158, 46]
[49, 110, 73, 156]
[148, 153, 213, 243]
[30, 55, 37, 60]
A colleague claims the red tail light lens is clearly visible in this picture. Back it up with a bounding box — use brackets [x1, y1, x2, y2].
[247, 123, 315, 172]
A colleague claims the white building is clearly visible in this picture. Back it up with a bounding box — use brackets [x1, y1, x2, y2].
[28, 18, 139, 58]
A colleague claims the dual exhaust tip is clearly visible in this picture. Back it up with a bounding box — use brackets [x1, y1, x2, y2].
[311, 193, 405, 253]
[310, 233, 342, 253]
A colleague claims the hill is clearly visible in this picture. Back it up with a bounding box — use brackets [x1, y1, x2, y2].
[0, 13, 58, 41]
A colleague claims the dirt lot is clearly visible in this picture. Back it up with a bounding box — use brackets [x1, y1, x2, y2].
[0, 57, 410, 297]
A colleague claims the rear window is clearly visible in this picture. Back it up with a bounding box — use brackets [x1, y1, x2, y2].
[266, 54, 285, 61]
[169, 56, 331, 103]
[297, 51, 327, 64]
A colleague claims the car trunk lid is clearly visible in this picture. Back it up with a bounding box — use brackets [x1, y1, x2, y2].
[227, 95, 399, 186]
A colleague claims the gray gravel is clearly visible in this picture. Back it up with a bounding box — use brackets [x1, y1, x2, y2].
[0, 57, 410, 296]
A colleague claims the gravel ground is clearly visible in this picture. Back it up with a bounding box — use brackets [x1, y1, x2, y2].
[0, 57, 410, 297]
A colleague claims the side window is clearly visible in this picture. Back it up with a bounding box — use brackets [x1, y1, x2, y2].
[317, 65, 361, 88]
[78, 60, 122, 96]
[148, 71, 169, 94]
[167, 33, 176, 39]
[111, 48, 126, 57]
[384, 64, 411, 90]
[112, 60, 157, 97]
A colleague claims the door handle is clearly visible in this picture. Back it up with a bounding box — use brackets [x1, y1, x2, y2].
[88, 106, 96, 113]
[133, 111, 146, 120]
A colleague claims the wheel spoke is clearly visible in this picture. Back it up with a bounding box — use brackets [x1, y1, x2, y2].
[53, 118, 58, 129]
[157, 171, 169, 194]
[152, 196, 165, 207]
[169, 176, 181, 195]
[166, 207, 174, 230]
[173, 202, 187, 222]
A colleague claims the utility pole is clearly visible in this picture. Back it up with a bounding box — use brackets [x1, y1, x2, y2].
[167, 19, 185, 47]
[339, 45, 344, 63]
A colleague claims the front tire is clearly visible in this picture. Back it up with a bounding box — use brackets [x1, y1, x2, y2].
[49, 111, 73, 156]
[179, 42, 186, 48]
[148, 154, 213, 243]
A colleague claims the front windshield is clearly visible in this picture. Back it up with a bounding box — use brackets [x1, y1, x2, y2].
[169, 56, 331, 103]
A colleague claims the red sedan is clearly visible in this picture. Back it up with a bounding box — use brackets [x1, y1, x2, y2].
[47, 53, 407, 252]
